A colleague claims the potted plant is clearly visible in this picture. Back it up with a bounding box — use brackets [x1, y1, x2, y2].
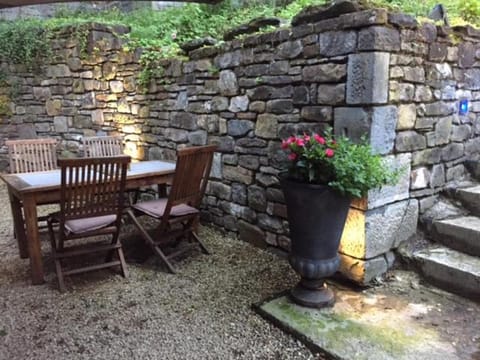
[280, 128, 398, 308]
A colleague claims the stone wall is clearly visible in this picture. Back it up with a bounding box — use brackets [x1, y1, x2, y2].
[1, 8, 479, 284]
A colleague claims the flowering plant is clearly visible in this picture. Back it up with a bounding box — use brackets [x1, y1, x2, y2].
[281, 128, 398, 198]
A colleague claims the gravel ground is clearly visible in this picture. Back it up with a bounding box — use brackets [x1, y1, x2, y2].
[0, 182, 323, 360]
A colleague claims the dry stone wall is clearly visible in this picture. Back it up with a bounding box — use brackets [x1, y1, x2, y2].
[1, 9, 479, 283]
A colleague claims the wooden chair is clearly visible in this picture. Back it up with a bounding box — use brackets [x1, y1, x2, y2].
[82, 135, 124, 158]
[47, 156, 131, 291]
[125, 145, 216, 273]
[6, 138, 58, 173]
[6, 138, 58, 240]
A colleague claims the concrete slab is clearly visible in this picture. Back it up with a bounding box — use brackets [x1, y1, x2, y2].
[456, 186, 480, 216]
[433, 216, 480, 256]
[255, 270, 480, 360]
[414, 246, 480, 300]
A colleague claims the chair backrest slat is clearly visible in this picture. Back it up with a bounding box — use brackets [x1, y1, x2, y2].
[6, 138, 58, 173]
[58, 156, 130, 226]
[167, 145, 216, 211]
[83, 136, 124, 158]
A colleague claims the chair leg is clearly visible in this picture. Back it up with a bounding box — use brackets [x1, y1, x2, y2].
[117, 247, 128, 278]
[192, 231, 211, 255]
[55, 258, 66, 292]
[125, 209, 176, 274]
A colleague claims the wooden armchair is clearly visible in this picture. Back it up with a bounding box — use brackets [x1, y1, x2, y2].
[6, 138, 58, 173]
[5, 138, 58, 243]
[82, 135, 124, 158]
[125, 145, 216, 273]
[47, 156, 131, 291]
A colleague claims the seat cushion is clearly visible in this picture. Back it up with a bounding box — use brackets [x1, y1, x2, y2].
[132, 198, 198, 218]
[65, 214, 117, 234]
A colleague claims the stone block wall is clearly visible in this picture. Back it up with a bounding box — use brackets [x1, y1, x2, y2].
[1, 9, 479, 284]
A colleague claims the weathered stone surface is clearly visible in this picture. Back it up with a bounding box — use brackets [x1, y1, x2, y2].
[441, 143, 464, 161]
[463, 69, 480, 90]
[368, 153, 411, 209]
[388, 12, 418, 28]
[395, 131, 426, 152]
[341, 199, 418, 260]
[109, 80, 123, 93]
[256, 114, 278, 139]
[397, 104, 416, 130]
[291, 1, 361, 26]
[370, 106, 397, 155]
[223, 165, 253, 184]
[248, 185, 267, 212]
[237, 220, 265, 247]
[317, 84, 345, 105]
[248, 85, 293, 100]
[218, 70, 238, 96]
[180, 37, 217, 53]
[319, 31, 357, 56]
[302, 63, 347, 83]
[412, 148, 442, 166]
[172, 112, 197, 130]
[334, 107, 369, 141]
[358, 26, 400, 51]
[301, 106, 331, 122]
[188, 130, 208, 145]
[430, 164, 445, 188]
[411, 167, 429, 189]
[228, 120, 254, 137]
[45, 99, 62, 116]
[53, 116, 68, 133]
[46, 64, 72, 78]
[458, 42, 477, 68]
[229, 95, 249, 112]
[414, 85, 433, 102]
[347, 52, 389, 104]
[446, 164, 466, 182]
[266, 99, 293, 114]
[293, 86, 310, 104]
[276, 40, 303, 59]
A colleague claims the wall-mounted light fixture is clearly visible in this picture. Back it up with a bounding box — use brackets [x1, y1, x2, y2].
[459, 99, 469, 116]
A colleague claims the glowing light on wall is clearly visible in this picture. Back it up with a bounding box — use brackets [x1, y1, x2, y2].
[459, 99, 469, 116]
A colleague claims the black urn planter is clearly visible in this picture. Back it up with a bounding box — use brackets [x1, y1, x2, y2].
[280, 177, 351, 308]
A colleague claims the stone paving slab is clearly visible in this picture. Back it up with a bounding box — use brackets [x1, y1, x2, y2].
[255, 271, 480, 360]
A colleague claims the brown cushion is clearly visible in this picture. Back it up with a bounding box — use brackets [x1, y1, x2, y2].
[65, 214, 117, 234]
[132, 198, 198, 218]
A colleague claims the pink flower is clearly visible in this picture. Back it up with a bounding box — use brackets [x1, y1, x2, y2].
[303, 134, 310, 142]
[296, 138, 305, 147]
[288, 153, 297, 161]
[286, 136, 296, 145]
[325, 148, 334, 157]
[281, 140, 289, 149]
[171, 31, 177, 40]
[314, 134, 326, 145]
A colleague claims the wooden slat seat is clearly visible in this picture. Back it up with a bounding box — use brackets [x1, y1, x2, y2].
[82, 135, 123, 158]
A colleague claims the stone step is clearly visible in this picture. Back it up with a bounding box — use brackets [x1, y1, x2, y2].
[455, 185, 480, 216]
[432, 216, 480, 257]
[413, 246, 480, 300]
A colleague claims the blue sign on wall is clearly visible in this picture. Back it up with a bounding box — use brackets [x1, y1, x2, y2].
[459, 99, 469, 115]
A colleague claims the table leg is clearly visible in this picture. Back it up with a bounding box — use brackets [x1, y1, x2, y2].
[23, 194, 44, 285]
[8, 190, 29, 259]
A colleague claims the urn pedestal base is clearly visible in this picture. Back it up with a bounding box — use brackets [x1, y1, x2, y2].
[290, 278, 335, 308]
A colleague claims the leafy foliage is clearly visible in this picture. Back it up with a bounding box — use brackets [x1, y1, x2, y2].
[282, 129, 399, 198]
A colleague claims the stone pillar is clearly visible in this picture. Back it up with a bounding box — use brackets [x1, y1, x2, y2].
[334, 51, 419, 284]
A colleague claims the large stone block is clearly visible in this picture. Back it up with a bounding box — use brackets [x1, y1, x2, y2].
[339, 199, 418, 260]
[302, 63, 347, 83]
[334, 107, 370, 140]
[367, 153, 411, 209]
[347, 52, 389, 104]
[358, 26, 400, 51]
[256, 114, 278, 139]
[319, 31, 357, 57]
[370, 106, 397, 155]
[218, 70, 238, 96]
[228, 120, 254, 137]
[338, 253, 390, 284]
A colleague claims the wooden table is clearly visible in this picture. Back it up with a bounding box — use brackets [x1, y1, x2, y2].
[0, 160, 176, 285]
